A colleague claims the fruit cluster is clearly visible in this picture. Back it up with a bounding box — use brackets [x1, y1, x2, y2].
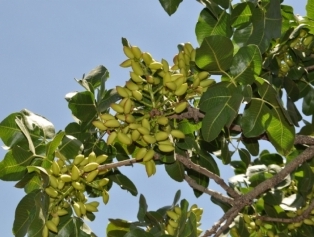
[93, 43, 214, 177]
[165, 204, 203, 236]
[42, 152, 110, 236]
[275, 29, 314, 77]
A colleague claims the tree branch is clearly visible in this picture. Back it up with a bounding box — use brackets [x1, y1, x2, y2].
[184, 174, 234, 205]
[98, 158, 137, 171]
[176, 154, 240, 198]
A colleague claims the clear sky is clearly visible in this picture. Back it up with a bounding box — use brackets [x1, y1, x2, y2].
[0, 1, 307, 236]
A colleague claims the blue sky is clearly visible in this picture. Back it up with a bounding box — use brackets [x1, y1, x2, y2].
[0, 1, 307, 236]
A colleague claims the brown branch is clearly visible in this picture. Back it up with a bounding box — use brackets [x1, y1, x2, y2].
[98, 158, 137, 171]
[168, 105, 205, 122]
[202, 145, 314, 236]
[184, 174, 234, 205]
[176, 154, 240, 198]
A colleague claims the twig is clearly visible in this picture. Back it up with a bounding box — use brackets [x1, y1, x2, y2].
[176, 154, 240, 198]
[98, 158, 137, 171]
[184, 174, 234, 205]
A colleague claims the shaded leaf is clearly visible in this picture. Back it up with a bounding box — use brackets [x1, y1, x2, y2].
[159, 0, 183, 16]
[57, 135, 83, 161]
[195, 8, 232, 45]
[97, 89, 121, 113]
[165, 160, 185, 182]
[200, 82, 243, 142]
[239, 148, 251, 168]
[109, 173, 138, 196]
[81, 65, 109, 89]
[137, 194, 148, 222]
[195, 35, 234, 74]
[0, 112, 24, 148]
[210, 196, 232, 212]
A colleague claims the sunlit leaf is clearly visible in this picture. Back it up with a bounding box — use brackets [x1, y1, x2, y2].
[195, 35, 234, 74]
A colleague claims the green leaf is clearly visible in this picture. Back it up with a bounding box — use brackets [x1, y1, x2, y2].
[210, 0, 229, 9]
[210, 196, 232, 212]
[58, 217, 94, 236]
[44, 131, 65, 165]
[306, 0, 314, 19]
[249, 172, 273, 187]
[67, 91, 97, 123]
[237, 216, 250, 237]
[195, 35, 234, 74]
[230, 45, 262, 84]
[137, 194, 148, 222]
[180, 211, 197, 237]
[295, 163, 314, 197]
[81, 65, 109, 89]
[158, 0, 183, 16]
[0, 146, 33, 181]
[124, 228, 154, 237]
[57, 135, 83, 161]
[108, 230, 128, 237]
[0, 112, 24, 147]
[238, 148, 251, 168]
[177, 120, 202, 134]
[114, 143, 130, 161]
[200, 82, 243, 142]
[220, 138, 231, 165]
[109, 173, 138, 196]
[195, 8, 232, 45]
[263, 190, 283, 205]
[231, 2, 253, 28]
[13, 190, 41, 237]
[165, 160, 185, 182]
[15, 117, 35, 154]
[242, 138, 259, 156]
[302, 87, 314, 115]
[65, 122, 90, 143]
[97, 89, 121, 113]
[260, 153, 283, 166]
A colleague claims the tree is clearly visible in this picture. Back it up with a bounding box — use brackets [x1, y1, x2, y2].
[0, 0, 314, 236]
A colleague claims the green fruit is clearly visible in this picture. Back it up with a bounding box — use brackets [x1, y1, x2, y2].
[166, 224, 175, 235]
[98, 178, 110, 187]
[167, 210, 179, 221]
[73, 202, 82, 217]
[129, 123, 141, 129]
[57, 180, 65, 190]
[137, 126, 150, 135]
[123, 46, 134, 59]
[166, 81, 177, 91]
[144, 160, 156, 177]
[126, 80, 139, 91]
[131, 129, 141, 141]
[130, 71, 144, 83]
[190, 49, 196, 61]
[71, 165, 81, 181]
[141, 118, 150, 130]
[107, 131, 117, 145]
[135, 147, 147, 160]
[132, 90, 143, 101]
[303, 35, 313, 46]
[162, 59, 169, 72]
[86, 169, 99, 182]
[169, 219, 178, 228]
[96, 154, 108, 164]
[200, 79, 214, 88]
[74, 154, 85, 165]
[117, 132, 133, 145]
[83, 162, 99, 172]
[174, 206, 182, 215]
[143, 149, 155, 162]
[171, 130, 185, 139]
[88, 151, 97, 163]
[51, 161, 60, 176]
[85, 203, 98, 212]
[100, 113, 116, 121]
[197, 71, 209, 80]
[174, 83, 188, 96]
[49, 175, 59, 189]
[102, 190, 110, 204]
[51, 216, 60, 226]
[46, 220, 58, 233]
[157, 116, 168, 126]
[72, 181, 85, 191]
[119, 58, 132, 68]
[56, 209, 68, 216]
[174, 101, 188, 113]
[92, 120, 107, 130]
[155, 131, 169, 141]
[78, 202, 86, 216]
[45, 187, 58, 198]
[149, 61, 163, 70]
[89, 201, 100, 208]
[104, 119, 121, 128]
[131, 61, 144, 75]
[42, 225, 49, 237]
[111, 103, 124, 113]
[123, 98, 132, 114]
[131, 46, 142, 59]
[142, 52, 153, 65]
[143, 134, 156, 144]
[116, 86, 130, 98]
[125, 114, 136, 123]
[158, 144, 174, 152]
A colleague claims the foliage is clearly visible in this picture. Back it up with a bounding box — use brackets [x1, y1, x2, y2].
[1, 0, 314, 237]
